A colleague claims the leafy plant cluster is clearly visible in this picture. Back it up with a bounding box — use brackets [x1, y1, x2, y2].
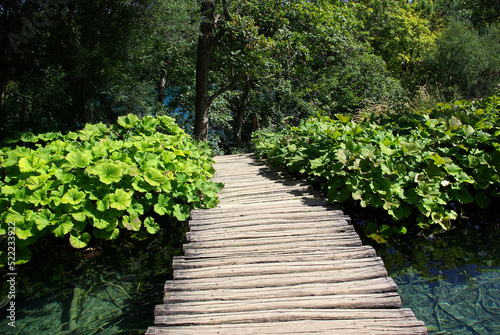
[0, 114, 223, 265]
[254, 96, 500, 240]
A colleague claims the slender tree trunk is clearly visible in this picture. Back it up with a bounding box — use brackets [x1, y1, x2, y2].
[233, 83, 251, 146]
[157, 58, 170, 104]
[194, 1, 216, 142]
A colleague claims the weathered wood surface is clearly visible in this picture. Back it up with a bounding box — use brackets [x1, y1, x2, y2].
[146, 153, 428, 335]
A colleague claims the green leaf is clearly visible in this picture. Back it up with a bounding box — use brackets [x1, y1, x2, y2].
[144, 168, 165, 187]
[327, 187, 351, 203]
[55, 169, 74, 184]
[93, 228, 120, 240]
[15, 227, 33, 240]
[140, 115, 157, 131]
[1, 185, 16, 195]
[21, 132, 38, 143]
[96, 198, 110, 212]
[71, 211, 88, 222]
[392, 226, 407, 235]
[35, 209, 55, 230]
[128, 202, 144, 216]
[380, 143, 397, 156]
[66, 150, 92, 169]
[19, 155, 48, 172]
[61, 188, 86, 206]
[154, 194, 173, 216]
[144, 217, 160, 234]
[117, 113, 140, 129]
[90, 162, 123, 184]
[122, 214, 141, 231]
[38, 132, 58, 142]
[51, 219, 73, 238]
[110, 189, 133, 211]
[92, 217, 112, 230]
[173, 204, 190, 221]
[69, 231, 91, 249]
[25, 175, 49, 190]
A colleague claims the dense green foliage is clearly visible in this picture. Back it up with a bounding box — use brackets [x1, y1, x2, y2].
[2, 0, 500, 250]
[1, 0, 198, 138]
[0, 114, 222, 265]
[421, 20, 500, 100]
[3, 0, 500, 152]
[254, 96, 500, 241]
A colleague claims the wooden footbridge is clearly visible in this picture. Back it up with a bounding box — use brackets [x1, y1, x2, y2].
[146, 154, 428, 334]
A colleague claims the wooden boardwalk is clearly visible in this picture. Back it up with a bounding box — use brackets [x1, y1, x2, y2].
[146, 153, 428, 334]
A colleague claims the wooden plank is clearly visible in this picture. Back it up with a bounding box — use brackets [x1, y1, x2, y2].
[172, 247, 378, 269]
[189, 213, 350, 225]
[186, 225, 356, 242]
[153, 308, 418, 326]
[217, 178, 305, 188]
[183, 239, 363, 256]
[164, 266, 389, 291]
[156, 292, 403, 315]
[191, 202, 333, 219]
[187, 220, 351, 234]
[212, 197, 331, 210]
[163, 278, 399, 302]
[218, 187, 314, 200]
[172, 258, 385, 279]
[183, 233, 362, 250]
[147, 319, 428, 335]
[212, 171, 287, 181]
[216, 192, 322, 205]
[183, 244, 368, 258]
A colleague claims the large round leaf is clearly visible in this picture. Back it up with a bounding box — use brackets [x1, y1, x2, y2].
[66, 150, 92, 169]
[90, 162, 123, 184]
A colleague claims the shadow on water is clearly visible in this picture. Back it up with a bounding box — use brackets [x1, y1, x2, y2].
[346, 203, 500, 335]
[1, 217, 188, 334]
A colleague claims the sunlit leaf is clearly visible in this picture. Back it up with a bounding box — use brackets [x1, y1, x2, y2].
[110, 189, 133, 211]
[69, 231, 91, 249]
[66, 150, 92, 169]
[19, 155, 48, 172]
[90, 162, 123, 184]
[61, 188, 86, 205]
[117, 113, 140, 129]
[144, 217, 160, 234]
[122, 214, 141, 231]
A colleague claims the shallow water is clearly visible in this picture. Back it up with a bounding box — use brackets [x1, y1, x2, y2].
[2, 209, 500, 334]
[1, 220, 187, 335]
[397, 265, 500, 334]
[353, 210, 500, 335]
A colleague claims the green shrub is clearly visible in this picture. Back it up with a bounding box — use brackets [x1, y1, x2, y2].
[0, 114, 223, 265]
[254, 96, 500, 239]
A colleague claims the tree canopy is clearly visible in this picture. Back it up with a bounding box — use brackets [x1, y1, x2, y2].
[1, 0, 498, 150]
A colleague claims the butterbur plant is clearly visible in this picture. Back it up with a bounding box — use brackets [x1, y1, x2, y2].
[254, 96, 500, 241]
[0, 114, 223, 265]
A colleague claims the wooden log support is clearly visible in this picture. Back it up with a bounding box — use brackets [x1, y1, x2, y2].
[147, 153, 428, 334]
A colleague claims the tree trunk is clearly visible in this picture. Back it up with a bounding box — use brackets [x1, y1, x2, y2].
[157, 58, 171, 104]
[233, 83, 251, 146]
[194, 1, 216, 142]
